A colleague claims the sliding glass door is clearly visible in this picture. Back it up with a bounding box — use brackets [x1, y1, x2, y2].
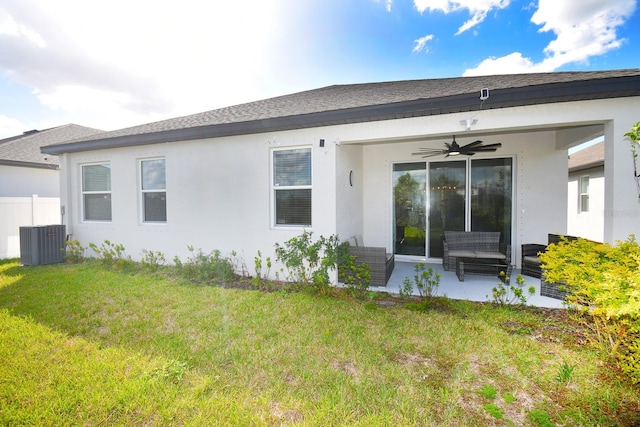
[393, 157, 513, 259]
[393, 163, 426, 256]
[470, 158, 513, 248]
[428, 161, 466, 258]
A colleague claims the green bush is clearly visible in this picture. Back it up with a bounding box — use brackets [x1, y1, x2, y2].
[88, 240, 133, 269]
[274, 232, 342, 292]
[337, 243, 371, 299]
[173, 246, 236, 285]
[64, 239, 86, 263]
[141, 249, 166, 271]
[489, 273, 534, 306]
[540, 236, 640, 383]
[400, 263, 440, 301]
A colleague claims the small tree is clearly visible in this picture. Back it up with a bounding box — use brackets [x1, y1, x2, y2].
[624, 120, 640, 199]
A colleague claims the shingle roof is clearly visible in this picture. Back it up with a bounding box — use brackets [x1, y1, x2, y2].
[42, 69, 640, 154]
[568, 141, 605, 172]
[0, 124, 104, 169]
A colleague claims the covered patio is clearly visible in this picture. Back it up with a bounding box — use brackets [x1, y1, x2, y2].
[373, 261, 565, 309]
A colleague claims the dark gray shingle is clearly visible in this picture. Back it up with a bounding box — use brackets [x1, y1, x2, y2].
[0, 124, 104, 168]
[42, 69, 640, 154]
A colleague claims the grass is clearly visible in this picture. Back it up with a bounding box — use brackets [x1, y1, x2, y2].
[1, 258, 639, 426]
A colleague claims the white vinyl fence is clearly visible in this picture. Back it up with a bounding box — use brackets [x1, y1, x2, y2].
[0, 195, 61, 259]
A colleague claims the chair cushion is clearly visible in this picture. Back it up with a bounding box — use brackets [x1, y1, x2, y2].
[354, 234, 364, 247]
[523, 255, 540, 264]
[448, 250, 476, 258]
[347, 237, 357, 247]
[474, 251, 506, 260]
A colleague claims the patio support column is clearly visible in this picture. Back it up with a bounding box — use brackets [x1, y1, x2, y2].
[603, 116, 640, 243]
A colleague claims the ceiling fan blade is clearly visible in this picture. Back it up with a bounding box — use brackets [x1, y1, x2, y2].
[420, 152, 448, 158]
[478, 142, 502, 149]
[412, 148, 447, 157]
[461, 140, 484, 149]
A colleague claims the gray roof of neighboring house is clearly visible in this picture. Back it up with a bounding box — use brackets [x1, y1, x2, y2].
[0, 124, 104, 169]
[568, 141, 605, 172]
[42, 69, 640, 155]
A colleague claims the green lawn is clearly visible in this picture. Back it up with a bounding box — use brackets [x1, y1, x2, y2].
[0, 259, 638, 426]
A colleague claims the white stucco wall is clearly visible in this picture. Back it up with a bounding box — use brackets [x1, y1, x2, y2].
[335, 144, 364, 242]
[60, 130, 339, 268]
[567, 167, 605, 242]
[55, 95, 640, 275]
[0, 165, 60, 197]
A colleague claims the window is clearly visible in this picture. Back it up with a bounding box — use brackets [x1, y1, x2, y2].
[141, 158, 167, 222]
[273, 148, 311, 226]
[579, 175, 589, 213]
[82, 163, 112, 221]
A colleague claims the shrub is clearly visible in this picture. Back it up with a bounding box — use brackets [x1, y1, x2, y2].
[64, 239, 86, 263]
[141, 249, 166, 271]
[489, 273, 534, 306]
[252, 250, 273, 290]
[274, 232, 342, 292]
[400, 263, 440, 301]
[540, 236, 640, 383]
[337, 243, 371, 299]
[174, 246, 236, 285]
[88, 240, 133, 269]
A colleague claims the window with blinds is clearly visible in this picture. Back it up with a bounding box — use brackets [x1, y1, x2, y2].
[141, 158, 167, 223]
[273, 148, 311, 226]
[82, 163, 112, 221]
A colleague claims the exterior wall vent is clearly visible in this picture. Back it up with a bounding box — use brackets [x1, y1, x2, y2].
[19, 225, 66, 265]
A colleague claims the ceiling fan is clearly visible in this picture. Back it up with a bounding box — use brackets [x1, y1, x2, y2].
[412, 136, 502, 158]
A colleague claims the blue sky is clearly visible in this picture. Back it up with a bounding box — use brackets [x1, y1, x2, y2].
[0, 0, 638, 138]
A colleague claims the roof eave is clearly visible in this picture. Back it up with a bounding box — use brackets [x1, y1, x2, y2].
[41, 75, 640, 155]
[0, 159, 59, 170]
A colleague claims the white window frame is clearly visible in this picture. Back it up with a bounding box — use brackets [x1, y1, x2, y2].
[271, 146, 312, 228]
[139, 157, 167, 224]
[579, 175, 590, 213]
[81, 162, 112, 222]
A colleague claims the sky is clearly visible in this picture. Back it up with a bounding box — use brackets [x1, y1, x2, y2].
[0, 0, 638, 138]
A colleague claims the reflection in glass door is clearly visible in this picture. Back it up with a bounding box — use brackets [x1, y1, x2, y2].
[428, 161, 466, 258]
[393, 158, 513, 259]
[393, 163, 426, 256]
[470, 158, 513, 248]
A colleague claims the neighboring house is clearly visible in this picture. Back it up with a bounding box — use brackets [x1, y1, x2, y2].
[567, 141, 605, 242]
[0, 124, 104, 258]
[41, 70, 640, 275]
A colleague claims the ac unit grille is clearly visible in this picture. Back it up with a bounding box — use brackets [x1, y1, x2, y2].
[19, 225, 66, 265]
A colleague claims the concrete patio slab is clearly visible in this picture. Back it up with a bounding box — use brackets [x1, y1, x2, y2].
[369, 261, 565, 309]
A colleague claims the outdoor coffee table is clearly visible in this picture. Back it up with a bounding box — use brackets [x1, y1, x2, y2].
[456, 257, 512, 282]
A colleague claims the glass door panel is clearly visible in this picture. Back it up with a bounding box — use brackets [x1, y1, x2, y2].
[428, 161, 466, 258]
[470, 158, 513, 248]
[393, 163, 426, 256]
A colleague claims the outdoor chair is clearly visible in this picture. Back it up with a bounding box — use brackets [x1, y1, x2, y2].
[340, 235, 395, 287]
[520, 233, 579, 278]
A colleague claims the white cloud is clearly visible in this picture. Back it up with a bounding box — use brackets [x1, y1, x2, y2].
[0, 0, 286, 130]
[413, 34, 435, 53]
[464, 0, 636, 76]
[0, 114, 24, 138]
[413, 0, 511, 34]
